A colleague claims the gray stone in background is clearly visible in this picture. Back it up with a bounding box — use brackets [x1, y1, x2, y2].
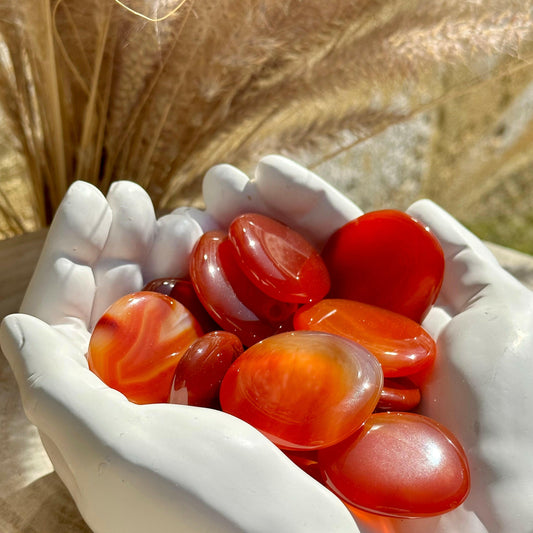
[304, 68, 533, 256]
[307, 113, 434, 212]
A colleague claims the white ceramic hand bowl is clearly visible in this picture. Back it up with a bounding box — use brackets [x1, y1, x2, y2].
[2, 155, 533, 533]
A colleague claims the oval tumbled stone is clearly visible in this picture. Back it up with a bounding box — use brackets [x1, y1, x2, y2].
[220, 330, 383, 451]
[318, 412, 471, 518]
[294, 299, 436, 378]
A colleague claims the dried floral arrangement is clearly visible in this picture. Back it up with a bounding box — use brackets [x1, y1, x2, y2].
[1, 0, 533, 248]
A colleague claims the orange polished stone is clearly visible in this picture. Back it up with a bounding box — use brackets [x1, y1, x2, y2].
[228, 213, 330, 303]
[189, 231, 296, 346]
[376, 377, 421, 412]
[318, 412, 471, 518]
[294, 299, 436, 378]
[88, 291, 203, 404]
[219, 330, 383, 451]
[321, 209, 444, 322]
[169, 331, 243, 408]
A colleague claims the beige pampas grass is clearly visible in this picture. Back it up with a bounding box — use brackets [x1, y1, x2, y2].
[1, 0, 533, 246]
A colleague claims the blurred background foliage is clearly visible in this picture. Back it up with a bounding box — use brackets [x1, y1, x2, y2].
[1, 0, 533, 253]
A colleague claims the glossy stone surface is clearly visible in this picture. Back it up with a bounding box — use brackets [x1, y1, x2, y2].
[143, 277, 219, 332]
[294, 299, 436, 377]
[228, 213, 330, 303]
[321, 210, 444, 322]
[189, 231, 296, 346]
[143, 277, 178, 296]
[4, 161, 533, 533]
[169, 331, 243, 408]
[376, 377, 421, 412]
[87, 291, 202, 404]
[143, 278, 219, 333]
[219, 331, 383, 451]
[318, 412, 470, 518]
[169, 279, 220, 333]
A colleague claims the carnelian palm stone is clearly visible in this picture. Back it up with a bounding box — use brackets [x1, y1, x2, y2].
[294, 299, 436, 378]
[228, 213, 330, 303]
[321, 210, 445, 323]
[220, 330, 384, 451]
[318, 412, 471, 518]
[88, 291, 202, 404]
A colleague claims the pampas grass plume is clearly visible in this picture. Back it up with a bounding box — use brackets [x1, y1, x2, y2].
[0, 0, 532, 236]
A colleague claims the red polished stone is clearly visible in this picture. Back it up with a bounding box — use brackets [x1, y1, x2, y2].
[169, 331, 243, 408]
[219, 330, 383, 451]
[189, 231, 297, 346]
[376, 377, 421, 412]
[294, 299, 436, 378]
[318, 412, 470, 518]
[143, 277, 177, 296]
[87, 291, 202, 404]
[144, 278, 219, 333]
[168, 279, 220, 333]
[321, 210, 444, 322]
[228, 213, 330, 303]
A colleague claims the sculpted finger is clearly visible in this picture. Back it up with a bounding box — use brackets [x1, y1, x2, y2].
[143, 207, 219, 283]
[255, 155, 363, 249]
[21, 181, 111, 327]
[0, 314, 91, 408]
[420, 303, 452, 341]
[91, 182, 157, 327]
[99, 181, 156, 264]
[406, 199, 522, 313]
[170, 206, 220, 233]
[202, 156, 362, 250]
[203, 164, 269, 227]
[0, 315, 359, 533]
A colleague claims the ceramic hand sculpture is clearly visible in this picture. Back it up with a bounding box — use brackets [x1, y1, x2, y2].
[398, 197, 533, 533]
[1, 155, 532, 533]
[0, 163, 359, 533]
[343, 193, 533, 533]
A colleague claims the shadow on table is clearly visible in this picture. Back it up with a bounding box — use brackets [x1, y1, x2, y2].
[1, 472, 91, 533]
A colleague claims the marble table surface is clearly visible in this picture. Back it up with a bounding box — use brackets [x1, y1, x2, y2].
[1, 229, 533, 533]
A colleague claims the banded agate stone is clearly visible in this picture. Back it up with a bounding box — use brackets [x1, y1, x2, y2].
[220, 330, 383, 451]
[88, 291, 202, 404]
